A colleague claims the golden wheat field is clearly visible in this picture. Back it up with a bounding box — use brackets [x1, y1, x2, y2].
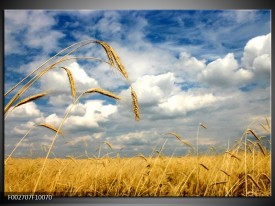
[4, 39, 271, 197]
[4, 150, 271, 197]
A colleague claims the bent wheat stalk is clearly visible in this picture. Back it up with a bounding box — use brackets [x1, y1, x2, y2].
[39, 123, 63, 135]
[103, 141, 113, 150]
[5, 39, 96, 97]
[4, 40, 131, 114]
[130, 86, 140, 121]
[32, 88, 121, 194]
[61, 67, 77, 102]
[4, 123, 63, 165]
[13, 92, 48, 109]
[167, 132, 194, 151]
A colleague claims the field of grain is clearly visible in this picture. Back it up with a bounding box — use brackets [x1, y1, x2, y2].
[4, 150, 271, 196]
[4, 40, 271, 197]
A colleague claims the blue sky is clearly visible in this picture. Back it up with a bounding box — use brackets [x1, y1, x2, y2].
[4, 10, 271, 158]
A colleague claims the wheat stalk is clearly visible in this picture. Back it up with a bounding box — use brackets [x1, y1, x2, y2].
[167, 132, 194, 150]
[96, 41, 129, 80]
[220, 169, 231, 177]
[13, 92, 48, 109]
[260, 123, 270, 133]
[199, 163, 209, 171]
[96, 41, 115, 66]
[256, 142, 266, 156]
[103, 141, 113, 150]
[247, 129, 260, 141]
[130, 86, 140, 121]
[247, 174, 261, 190]
[260, 173, 271, 183]
[5, 39, 96, 97]
[136, 154, 148, 162]
[225, 151, 241, 161]
[265, 117, 270, 129]
[108, 45, 128, 80]
[4, 41, 124, 114]
[66, 156, 78, 165]
[200, 123, 207, 129]
[61, 67, 76, 102]
[211, 181, 227, 186]
[85, 88, 121, 100]
[33, 87, 121, 193]
[4, 66, 53, 114]
[5, 122, 62, 165]
[39, 123, 63, 135]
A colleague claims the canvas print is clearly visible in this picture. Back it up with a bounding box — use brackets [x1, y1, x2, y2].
[4, 10, 271, 197]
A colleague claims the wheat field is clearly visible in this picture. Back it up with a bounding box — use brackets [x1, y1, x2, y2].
[4, 150, 271, 196]
[4, 40, 271, 197]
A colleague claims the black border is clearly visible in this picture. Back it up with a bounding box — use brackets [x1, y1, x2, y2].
[0, 0, 273, 206]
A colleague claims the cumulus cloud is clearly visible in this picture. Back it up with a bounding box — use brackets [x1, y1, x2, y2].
[242, 33, 271, 68]
[199, 53, 253, 88]
[130, 72, 178, 105]
[118, 72, 227, 121]
[175, 52, 206, 80]
[159, 92, 224, 115]
[4, 11, 271, 157]
[54, 100, 118, 132]
[9, 102, 42, 118]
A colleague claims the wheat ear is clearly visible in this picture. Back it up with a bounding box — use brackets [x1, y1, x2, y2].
[61, 67, 76, 102]
[167, 132, 194, 150]
[85, 88, 121, 100]
[13, 92, 48, 109]
[130, 86, 140, 121]
[103, 141, 113, 150]
[247, 129, 260, 141]
[39, 123, 63, 135]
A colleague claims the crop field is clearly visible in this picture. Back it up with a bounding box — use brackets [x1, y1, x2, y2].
[4, 39, 271, 197]
[4, 149, 271, 196]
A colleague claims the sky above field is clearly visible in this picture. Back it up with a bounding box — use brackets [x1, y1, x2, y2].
[4, 10, 271, 158]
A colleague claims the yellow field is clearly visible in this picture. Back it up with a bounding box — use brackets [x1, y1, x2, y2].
[5, 152, 271, 197]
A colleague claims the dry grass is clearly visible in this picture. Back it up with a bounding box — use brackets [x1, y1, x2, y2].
[4, 151, 271, 197]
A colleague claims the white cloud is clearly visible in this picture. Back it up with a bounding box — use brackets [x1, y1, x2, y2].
[241, 33, 271, 85]
[130, 72, 178, 105]
[45, 113, 63, 127]
[9, 102, 42, 118]
[48, 94, 72, 107]
[66, 135, 93, 146]
[5, 10, 64, 55]
[159, 92, 224, 115]
[4, 11, 271, 157]
[114, 131, 157, 146]
[60, 100, 118, 131]
[199, 53, 253, 88]
[242, 33, 271, 68]
[175, 52, 206, 80]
